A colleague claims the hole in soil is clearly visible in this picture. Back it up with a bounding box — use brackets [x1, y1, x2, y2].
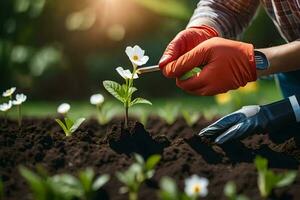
[105, 121, 170, 159]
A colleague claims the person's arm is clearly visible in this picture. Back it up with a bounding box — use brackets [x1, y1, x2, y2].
[256, 40, 300, 77]
[187, 0, 260, 38]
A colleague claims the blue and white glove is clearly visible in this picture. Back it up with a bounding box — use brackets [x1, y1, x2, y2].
[199, 95, 300, 144]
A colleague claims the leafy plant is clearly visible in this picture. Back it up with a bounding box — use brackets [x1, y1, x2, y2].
[103, 45, 152, 128]
[254, 156, 297, 198]
[224, 181, 249, 200]
[19, 166, 109, 200]
[116, 154, 161, 200]
[158, 104, 180, 125]
[55, 103, 85, 136]
[90, 94, 116, 125]
[182, 110, 200, 127]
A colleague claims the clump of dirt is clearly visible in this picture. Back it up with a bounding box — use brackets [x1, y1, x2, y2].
[1, 116, 300, 200]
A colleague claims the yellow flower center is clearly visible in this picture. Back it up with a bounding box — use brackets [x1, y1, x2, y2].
[193, 185, 201, 193]
[133, 55, 139, 61]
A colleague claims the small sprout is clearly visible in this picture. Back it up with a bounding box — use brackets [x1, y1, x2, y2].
[182, 110, 200, 127]
[224, 181, 249, 200]
[103, 45, 152, 128]
[2, 87, 16, 100]
[116, 154, 161, 200]
[159, 177, 183, 200]
[158, 104, 180, 125]
[184, 175, 209, 199]
[19, 166, 109, 200]
[255, 156, 297, 198]
[0, 101, 12, 123]
[90, 94, 114, 125]
[12, 93, 27, 126]
[55, 103, 85, 136]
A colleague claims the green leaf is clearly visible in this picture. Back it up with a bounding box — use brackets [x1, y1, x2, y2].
[70, 118, 85, 134]
[78, 168, 94, 193]
[129, 98, 152, 107]
[145, 155, 161, 171]
[133, 154, 144, 165]
[55, 119, 70, 136]
[64, 118, 74, 130]
[182, 110, 200, 127]
[159, 177, 178, 200]
[132, 0, 191, 20]
[224, 181, 236, 198]
[92, 174, 110, 190]
[255, 156, 268, 172]
[275, 171, 297, 187]
[128, 87, 137, 96]
[19, 166, 46, 200]
[51, 174, 82, 198]
[179, 67, 202, 81]
[103, 80, 125, 103]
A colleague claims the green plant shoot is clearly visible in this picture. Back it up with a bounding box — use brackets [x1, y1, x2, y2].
[254, 156, 297, 198]
[103, 45, 152, 128]
[158, 104, 180, 125]
[224, 181, 249, 200]
[116, 154, 161, 200]
[55, 118, 86, 137]
[182, 110, 200, 127]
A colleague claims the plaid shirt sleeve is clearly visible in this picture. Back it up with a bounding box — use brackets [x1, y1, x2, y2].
[187, 0, 260, 39]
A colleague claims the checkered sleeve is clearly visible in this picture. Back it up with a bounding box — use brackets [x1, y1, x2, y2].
[187, 0, 260, 39]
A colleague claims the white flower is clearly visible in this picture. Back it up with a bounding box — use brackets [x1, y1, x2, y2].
[184, 175, 209, 197]
[116, 67, 138, 79]
[125, 45, 149, 66]
[90, 94, 104, 105]
[2, 87, 16, 97]
[57, 103, 70, 114]
[12, 93, 27, 105]
[0, 101, 12, 112]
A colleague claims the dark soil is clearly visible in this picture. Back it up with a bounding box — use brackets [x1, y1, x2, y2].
[1, 116, 300, 200]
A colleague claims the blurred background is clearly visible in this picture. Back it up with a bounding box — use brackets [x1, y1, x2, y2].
[0, 0, 285, 118]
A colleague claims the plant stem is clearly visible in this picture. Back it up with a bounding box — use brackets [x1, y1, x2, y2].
[129, 192, 138, 200]
[18, 105, 22, 127]
[125, 106, 129, 129]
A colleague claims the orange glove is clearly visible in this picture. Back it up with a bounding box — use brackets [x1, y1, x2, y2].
[166, 37, 257, 96]
[159, 25, 219, 76]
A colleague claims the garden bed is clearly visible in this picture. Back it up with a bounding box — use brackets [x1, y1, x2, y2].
[1, 116, 300, 200]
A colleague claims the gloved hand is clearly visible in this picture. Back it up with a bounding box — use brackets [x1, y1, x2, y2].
[199, 96, 300, 144]
[159, 25, 219, 77]
[163, 37, 257, 96]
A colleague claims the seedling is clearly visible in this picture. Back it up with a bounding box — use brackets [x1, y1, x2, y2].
[224, 181, 249, 200]
[182, 110, 200, 127]
[12, 93, 27, 126]
[254, 156, 297, 199]
[90, 94, 116, 125]
[103, 45, 152, 128]
[55, 103, 85, 136]
[116, 154, 161, 200]
[0, 101, 12, 123]
[158, 104, 180, 125]
[19, 166, 109, 200]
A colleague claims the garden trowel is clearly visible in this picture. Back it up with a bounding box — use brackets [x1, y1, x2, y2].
[137, 65, 201, 81]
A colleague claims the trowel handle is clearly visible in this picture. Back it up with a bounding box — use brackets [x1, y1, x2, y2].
[137, 65, 160, 74]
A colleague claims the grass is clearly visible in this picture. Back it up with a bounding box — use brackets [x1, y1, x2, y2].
[3, 80, 282, 119]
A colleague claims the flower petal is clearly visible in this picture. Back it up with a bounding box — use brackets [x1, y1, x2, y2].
[133, 45, 144, 57]
[125, 46, 134, 58]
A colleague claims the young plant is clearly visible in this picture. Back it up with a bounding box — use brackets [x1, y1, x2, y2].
[2, 87, 16, 100]
[103, 45, 152, 128]
[0, 101, 12, 123]
[20, 166, 110, 200]
[254, 156, 297, 199]
[55, 103, 85, 136]
[90, 94, 115, 125]
[158, 104, 180, 125]
[116, 154, 161, 200]
[12, 93, 27, 126]
[224, 181, 249, 200]
[182, 110, 200, 127]
[159, 177, 185, 200]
